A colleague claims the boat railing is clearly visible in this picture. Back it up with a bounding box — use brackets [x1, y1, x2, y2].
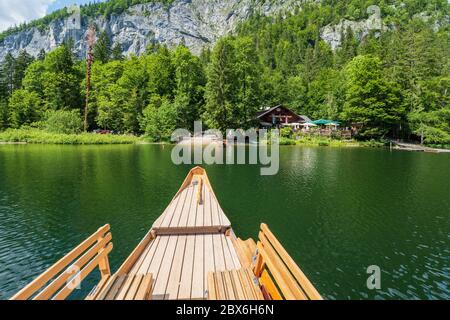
[10, 224, 113, 300]
[253, 223, 323, 300]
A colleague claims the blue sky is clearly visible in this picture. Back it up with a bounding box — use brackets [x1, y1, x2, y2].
[0, 0, 105, 32]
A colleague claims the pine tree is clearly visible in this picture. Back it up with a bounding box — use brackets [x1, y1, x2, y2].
[13, 50, 34, 90]
[93, 31, 111, 64]
[204, 38, 237, 132]
[37, 49, 46, 61]
[342, 55, 405, 139]
[2, 53, 15, 96]
[111, 42, 124, 61]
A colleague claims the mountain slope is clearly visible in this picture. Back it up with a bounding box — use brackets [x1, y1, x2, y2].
[0, 0, 302, 60]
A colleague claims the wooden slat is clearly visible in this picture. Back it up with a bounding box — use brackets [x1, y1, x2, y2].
[34, 232, 112, 300]
[134, 274, 153, 300]
[114, 274, 136, 300]
[147, 236, 170, 276]
[152, 236, 178, 300]
[187, 181, 199, 227]
[165, 235, 186, 299]
[197, 177, 203, 204]
[245, 239, 257, 256]
[214, 272, 226, 299]
[256, 242, 303, 300]
[204, 234, 215, 289]
[260, 224, 322, 300]
[230, 270, 245, 300]
[52, 243, 113, 300]
[233, 238, 252, 267]
[223, 271, 236, 300]
[260, 270, 282, 300]
[167, 187, 189, 228]
[130, 236, 157, 274]
[259, 231, 305, 299]
[96, 274, 118, 300]
[204, 184, 213, 227]
[11, 225, 110, 300]
[207, 272, 216, 300]
[213, 234, 225, 272]
[85, 274, 111, 300]
[136, 236, 161, 274]
[153, 226, 224, 235]
[195, 180, 205, 227]
[218, 205, 231, 226]
[221, 234, 235, 270]
[156, 190, 182, 228]
[210, 192, 221, 226]
[104, 275, 127, 300]
[226, 236, 241, 269]
[178, 235, 195, 299]
[238, 269, 254, 300]
[117, 230, 154, 276]
[123, 275, 144, 300]
[191, 234, 205, 299]
[244, 268, 264, 300]
[176, 185, 194, 228]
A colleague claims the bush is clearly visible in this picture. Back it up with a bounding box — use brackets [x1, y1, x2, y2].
[140, 97, 177, 142]
[0, 128, 138, 144]
[280, 127, 294, 139]
[44, 110, 83, 134]
[279, 137, 296, 145]
[8, 89, 44, 128]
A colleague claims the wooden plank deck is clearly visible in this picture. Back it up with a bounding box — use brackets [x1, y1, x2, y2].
[129, 233, 241, 300]
[152, 175, 231, 235]
[120, 168, 243, 300]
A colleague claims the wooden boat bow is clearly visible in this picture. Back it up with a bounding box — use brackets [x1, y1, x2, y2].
[10, 166, 322, 300]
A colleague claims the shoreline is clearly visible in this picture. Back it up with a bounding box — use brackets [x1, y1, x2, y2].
[1, 129, 449, 152]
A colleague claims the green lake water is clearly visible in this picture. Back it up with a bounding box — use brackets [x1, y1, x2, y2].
[0, 144, 449, 300]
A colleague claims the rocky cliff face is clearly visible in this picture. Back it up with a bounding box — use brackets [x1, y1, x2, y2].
[0, 0, 399, 61]
[0, 0, 301, 60]
[320, 5, 385, 50]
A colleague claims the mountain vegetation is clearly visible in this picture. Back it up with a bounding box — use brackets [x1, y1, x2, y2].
[0, 0, 449, 144]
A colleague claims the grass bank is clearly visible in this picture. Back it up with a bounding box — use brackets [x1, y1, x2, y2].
[278, 136, 387, 148]
[0, 129, 139, 145]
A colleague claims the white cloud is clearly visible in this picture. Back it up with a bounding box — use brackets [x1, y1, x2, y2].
[0, 0, 56, 32]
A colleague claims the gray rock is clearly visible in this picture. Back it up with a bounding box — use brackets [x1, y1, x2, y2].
[0, 0, 301, 60]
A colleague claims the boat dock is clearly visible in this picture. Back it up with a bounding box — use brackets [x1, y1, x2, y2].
[392, 141, 450, 153]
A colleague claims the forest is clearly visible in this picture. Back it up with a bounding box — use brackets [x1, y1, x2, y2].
[0, 0, 449, 144]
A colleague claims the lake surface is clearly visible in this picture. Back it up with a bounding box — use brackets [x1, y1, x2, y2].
[0, 144, 449, 300]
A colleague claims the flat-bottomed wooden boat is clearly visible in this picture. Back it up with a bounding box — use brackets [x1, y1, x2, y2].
[11, 167, 322, 300]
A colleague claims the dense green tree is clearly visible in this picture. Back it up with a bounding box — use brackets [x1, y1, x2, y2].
[204, 38, 238, 132]
[140, 96, 177, 141]
[94, 31, 112, 64]
[118, 56, 149, 133]
[8, 89, 43, 127]
[44, 109, 83, 134]
[342, 55, 405, 139]
[111, 43, 124, 61]
[172, 46, 205, 130]
[13, 50, 34, 90]
[40, 45, 82, 110]
[146, 46, 174, 98]
[1, 53, 15, 96]
[37, 49, 46, 61]
[92, 61, 125, 130]
[232, 37, 262, 128]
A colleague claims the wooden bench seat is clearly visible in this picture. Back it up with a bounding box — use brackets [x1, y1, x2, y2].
[207, 268, 264, 300]
[253, 224, 323, 300]
[90, 274, 153, 300]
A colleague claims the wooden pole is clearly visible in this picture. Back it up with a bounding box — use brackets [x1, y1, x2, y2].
[84, 26, 96, 132]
